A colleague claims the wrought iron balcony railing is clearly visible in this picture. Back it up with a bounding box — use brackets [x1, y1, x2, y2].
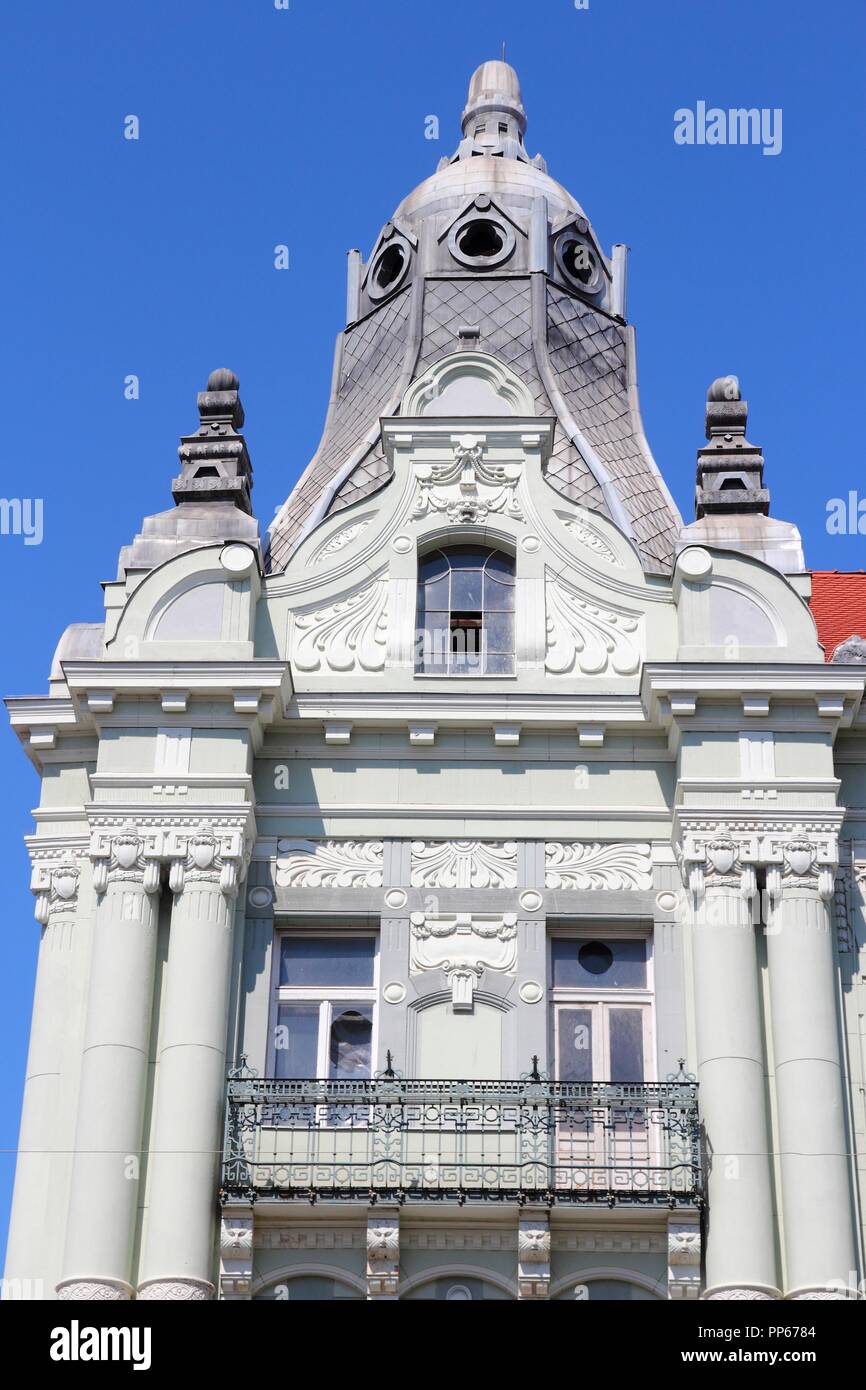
[220, 1065, 702, 1208]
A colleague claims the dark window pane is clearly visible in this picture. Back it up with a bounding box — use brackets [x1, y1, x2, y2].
[484, 611, 513, 653]
[451, 568, 483, 610]
[448, 547, 489, 568]
[557, 1007, 593, 1083]
[485, 552, 515, 584]
[609, 1009, 645, 1083]
[274, 1004, 320, 1079]
[420, 551, 449, 582]
[279, 936, 375, 987]
[328, 1004, 373, 1079]
[551, 938, 646, 989]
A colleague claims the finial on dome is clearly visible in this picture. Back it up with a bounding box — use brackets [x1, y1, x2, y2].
[170, 367, 252, 514]
[207, 367, 239, 392]
[461, 59, 527, 138]
[695, 376, 768, 518]
[707, 375, 741, 403]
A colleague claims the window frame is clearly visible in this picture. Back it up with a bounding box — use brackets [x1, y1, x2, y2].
[268, 928, 380, 1080]
[547, 928, 655, 1085]
[415, 542, 517, 679]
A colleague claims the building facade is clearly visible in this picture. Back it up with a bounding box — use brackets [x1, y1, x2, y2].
[4, 61, 865, 1303]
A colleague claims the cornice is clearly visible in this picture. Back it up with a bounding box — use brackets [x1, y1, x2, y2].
[642, 663, 865, 729]
[285, 690, 648, 733]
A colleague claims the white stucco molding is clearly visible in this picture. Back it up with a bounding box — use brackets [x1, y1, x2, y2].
[642, 664, 865, 734]
[409, 910, 517, 1009]
[400, 350, 537, 419]
[62, 658, 291, 720]
[677, 818, 841, 901]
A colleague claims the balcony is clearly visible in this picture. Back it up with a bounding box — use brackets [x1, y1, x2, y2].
[220, 1063, 702, 1208]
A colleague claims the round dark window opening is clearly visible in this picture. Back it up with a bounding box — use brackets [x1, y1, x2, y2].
[577, 941, 614, 975]
[457, 219, 504, 259]
[555, 233, 604, 296]
[374, 243, 406, 291]
[561, 239, 595, 284]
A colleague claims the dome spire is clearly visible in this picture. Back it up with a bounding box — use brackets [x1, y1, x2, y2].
[453, 59, 532, 165]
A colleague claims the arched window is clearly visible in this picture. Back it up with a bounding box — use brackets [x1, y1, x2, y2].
[416, 546, 515, 676]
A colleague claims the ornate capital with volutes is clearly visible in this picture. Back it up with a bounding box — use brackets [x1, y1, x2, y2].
[764, 832, 837, 903]
[680, 823, 839, 904]
[680, 825, 759, 901]
[167, 821, 247, 898]
[89, 820, 163, 896]
[30, 858, 81, 925]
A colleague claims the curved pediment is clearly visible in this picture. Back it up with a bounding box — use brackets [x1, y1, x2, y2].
[401, 351, 536, 418]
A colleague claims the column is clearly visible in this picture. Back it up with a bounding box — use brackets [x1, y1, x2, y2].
[137, 823, 243, 1301]
[766, 834, 858, 1299]
[685, 829, 779, 1300]
[57, 823, 162, 1300]
[4, 860, 79, 1298]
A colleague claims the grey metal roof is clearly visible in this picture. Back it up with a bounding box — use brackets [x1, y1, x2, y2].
[267, 64, 682, 575]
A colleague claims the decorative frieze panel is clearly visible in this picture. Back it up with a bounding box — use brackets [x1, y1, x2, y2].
[409, 911, 517, 1008]
[545, 842, 653, 891]
[411, 435, 525, 525]
[545, 572, 641, 677]
[292, 574, 389, 674]
[275, 839, 384, 889]
[410, 839, 518, 890]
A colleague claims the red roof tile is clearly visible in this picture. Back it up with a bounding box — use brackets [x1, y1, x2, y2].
[809, 571, 866, 661]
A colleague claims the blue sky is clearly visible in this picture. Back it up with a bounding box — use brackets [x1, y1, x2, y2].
[1, 0, 865, 1260]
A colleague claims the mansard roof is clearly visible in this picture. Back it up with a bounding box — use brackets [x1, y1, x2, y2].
[267, 61, 683, 577]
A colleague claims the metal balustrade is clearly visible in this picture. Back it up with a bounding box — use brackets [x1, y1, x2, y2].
[220, 1062, 702, 1208]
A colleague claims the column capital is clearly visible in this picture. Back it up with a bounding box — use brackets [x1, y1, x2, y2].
[765, 832, 837, 903]
[679, 821, 839, 902]
[679, 825, 759, 901]
[89, 820, 163, 896]
[166, 821, 248, 898]
[30, 855, 82, 926]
